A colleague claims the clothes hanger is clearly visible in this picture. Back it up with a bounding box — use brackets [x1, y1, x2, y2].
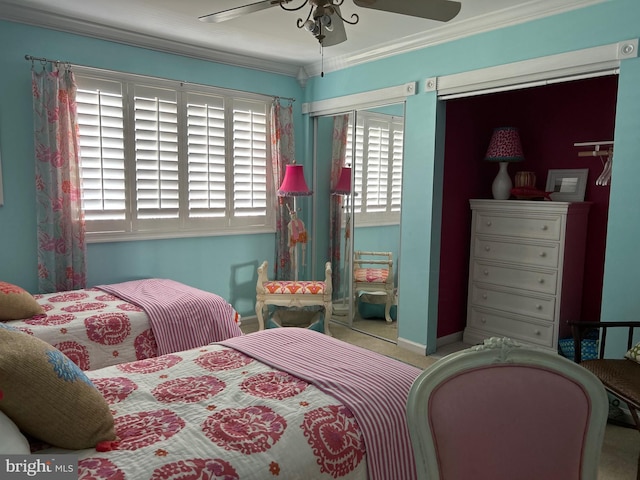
[574, 141, 614, 187]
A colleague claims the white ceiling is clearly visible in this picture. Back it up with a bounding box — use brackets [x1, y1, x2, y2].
[0, 0, 603, 78]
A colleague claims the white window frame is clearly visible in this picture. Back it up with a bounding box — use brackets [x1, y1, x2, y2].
[74, 66, 275, 243]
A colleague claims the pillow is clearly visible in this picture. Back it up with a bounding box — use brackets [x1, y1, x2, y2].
[0, 410, 30, 454]
[625, 342, 640, 363]
[0, 281, 44, 321]
[0, 326, 116, 449]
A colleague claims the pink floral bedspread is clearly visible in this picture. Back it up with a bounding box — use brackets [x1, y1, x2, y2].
[6, 282, 241, 371]
[39, 342, 371, 480]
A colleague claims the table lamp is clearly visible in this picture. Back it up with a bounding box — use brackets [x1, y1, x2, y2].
[484, 127, 525, 200]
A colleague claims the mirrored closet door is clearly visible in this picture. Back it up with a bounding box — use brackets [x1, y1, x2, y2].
[313, 102, 405, 343]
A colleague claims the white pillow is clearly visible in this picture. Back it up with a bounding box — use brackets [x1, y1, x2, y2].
[0, 410, 30, 454]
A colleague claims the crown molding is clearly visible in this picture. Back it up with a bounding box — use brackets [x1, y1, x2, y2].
[0, 3, 301, 77]
[1, 0, 606, 79]
[303, 0, 607, 77]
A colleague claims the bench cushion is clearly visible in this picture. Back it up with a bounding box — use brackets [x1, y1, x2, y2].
[354, 268, 389, 283]
[263, 281, 326, 295]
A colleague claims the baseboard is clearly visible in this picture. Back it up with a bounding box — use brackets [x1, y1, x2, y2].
[240, 315, 258, 329]
[397, 336, 426, 356]
[436, 331, 463, 348]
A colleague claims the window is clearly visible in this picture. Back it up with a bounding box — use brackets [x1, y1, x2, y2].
[74, 68, 273, 241]
[345, 111, 403, 226]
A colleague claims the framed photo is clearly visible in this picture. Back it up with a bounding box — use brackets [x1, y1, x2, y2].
[545, 168, 588, 202]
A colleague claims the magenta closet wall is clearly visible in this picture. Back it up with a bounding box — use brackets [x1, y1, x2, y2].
[438, 75, 617, 339]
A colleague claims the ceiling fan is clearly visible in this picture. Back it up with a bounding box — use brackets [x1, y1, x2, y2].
[199, 0, 462, 47]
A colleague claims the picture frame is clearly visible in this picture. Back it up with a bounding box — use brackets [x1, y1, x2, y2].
[545, 168, 588, 202]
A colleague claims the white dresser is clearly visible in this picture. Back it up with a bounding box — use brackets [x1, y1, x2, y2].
[464, 199, 591, 352]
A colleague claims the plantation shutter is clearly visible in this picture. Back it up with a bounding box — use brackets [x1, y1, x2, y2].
[75, 67, 275, 239]
[76, 77, 127, 232]
[133, 85, 179, 229]
[347, 122, 365, 213]
[231, 98, 268, 223]
[346, 112, 403, 224]
[391, 120, 404, 213]
[186, 92, 226, 221]
[365, 118, 390, 213]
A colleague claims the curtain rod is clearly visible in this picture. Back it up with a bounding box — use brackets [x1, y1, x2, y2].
[25, 54, 295, 103]
[25, 54, 70, 65]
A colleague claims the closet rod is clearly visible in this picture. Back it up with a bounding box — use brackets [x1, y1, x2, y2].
[25, 54, 295, 103]
[574, 140, 614, 147]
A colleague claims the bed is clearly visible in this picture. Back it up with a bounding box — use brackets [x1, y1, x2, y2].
[1, 278, 242, 371]
[6, 327, 422, 480]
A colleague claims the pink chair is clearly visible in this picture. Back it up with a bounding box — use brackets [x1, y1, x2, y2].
[406, 337, 608, 480]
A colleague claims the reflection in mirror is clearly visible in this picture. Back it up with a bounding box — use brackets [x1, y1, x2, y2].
[348, 105, 404, 342]
[314, 103, 404, 343]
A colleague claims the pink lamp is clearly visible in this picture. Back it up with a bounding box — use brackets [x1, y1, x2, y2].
[277, 164, 313, 196]
[485, 127, 525, 200]
[331, 166, 352, 195]
[277, 163, 312, 281]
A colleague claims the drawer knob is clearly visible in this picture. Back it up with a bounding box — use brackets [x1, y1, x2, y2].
[541, 225, 548, 231]
[536, 304, 542, 310]
[538, 278, 544, 284]
[483, 270, 489, 276]
[486, 221, 492, 227]
[482, 294, 488, 300]
[480, 317, 487, 324]
[534, 329, 541, 336]
[539, 252, 546, 257]
[484, 246, 491, 252]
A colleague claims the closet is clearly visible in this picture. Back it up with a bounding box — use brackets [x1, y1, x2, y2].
[437, 74, 617, 342]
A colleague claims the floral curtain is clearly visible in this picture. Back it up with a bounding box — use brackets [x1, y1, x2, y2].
[31, 64, 86, 293]
[270, 100, 295, 281]
[329, 114, 350, 299]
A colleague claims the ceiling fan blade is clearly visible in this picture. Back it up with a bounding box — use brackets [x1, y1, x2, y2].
[353, 0, 461, 22]
[199, 0, 277, 23]
[321, 5, 347, 47]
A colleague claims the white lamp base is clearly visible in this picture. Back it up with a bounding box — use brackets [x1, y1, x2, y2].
[492, 161, 513, 200]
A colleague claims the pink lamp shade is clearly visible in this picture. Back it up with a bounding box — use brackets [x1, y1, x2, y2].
[277, 164, 313, 196]
[332, 167, 352, 195]
[484, 127, 525, 162]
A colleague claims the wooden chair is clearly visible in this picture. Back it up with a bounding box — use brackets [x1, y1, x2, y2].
[353, 250, 395, 323]
[255, 261, 333, 335]
[406, 337, 608, 480]
[570, 321, 640, 479]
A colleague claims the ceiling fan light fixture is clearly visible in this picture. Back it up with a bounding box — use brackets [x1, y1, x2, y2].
[303, 19, 320, 34]
[320, 14, 333, 31]
[200, 0, 462, 50]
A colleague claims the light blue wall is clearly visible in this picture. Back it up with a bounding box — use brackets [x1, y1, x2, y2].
[306, 0, 640, 353]
[2, 0, 640, 354]
[0, 20, 305, 319]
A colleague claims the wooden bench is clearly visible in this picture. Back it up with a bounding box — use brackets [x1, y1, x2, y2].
[255, 261, 333, 335]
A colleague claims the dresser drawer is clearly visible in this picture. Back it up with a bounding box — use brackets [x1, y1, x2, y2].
[475, 212, 562, 241]
[472, 261, 558, 294]
[468, 307, 554, 347]
[474, 238, 560, 268]
[470, 284, 555, 321]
